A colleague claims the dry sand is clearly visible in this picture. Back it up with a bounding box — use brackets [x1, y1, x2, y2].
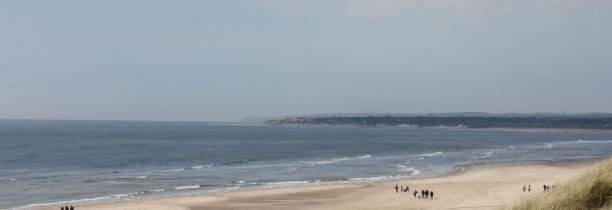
[38, 159, 599, 210]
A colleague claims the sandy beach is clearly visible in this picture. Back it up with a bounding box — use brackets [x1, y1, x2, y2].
[36, 158, 601, 210]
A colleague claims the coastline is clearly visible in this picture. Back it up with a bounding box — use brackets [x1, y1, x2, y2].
[32, 157, 606, 210]
[262, 122, 612, 133]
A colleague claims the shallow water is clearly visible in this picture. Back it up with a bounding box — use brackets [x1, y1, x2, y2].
[1, 120, 611, 209]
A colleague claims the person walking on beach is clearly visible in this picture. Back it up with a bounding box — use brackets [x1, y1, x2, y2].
[70, 206, 74, 210]
[61, 206, 64, 210]
[430, 191, 434, 199]
[528, 185, 531, 192]
[413, 190, 417, 198]
[395, 184, 399, 193]
[405, 186, 409, 192]
[522, 185, 526, 192]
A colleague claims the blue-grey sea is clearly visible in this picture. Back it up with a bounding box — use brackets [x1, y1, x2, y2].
[1, 120, 612, 209]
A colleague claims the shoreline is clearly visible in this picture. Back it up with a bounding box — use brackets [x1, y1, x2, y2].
[263, 123, 612, 133]
[30, 157, 606, 210]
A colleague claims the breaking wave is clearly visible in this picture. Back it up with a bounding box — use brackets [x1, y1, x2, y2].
[303, 154, 373, 166]
[522, 140, 612, 149]
[395, 164, 421, 175]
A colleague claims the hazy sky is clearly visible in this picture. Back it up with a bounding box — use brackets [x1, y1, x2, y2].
[1, 0, 612, 121]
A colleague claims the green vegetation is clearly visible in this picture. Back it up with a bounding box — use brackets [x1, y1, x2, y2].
[509, 158, 612, 210]
[265, 116, 612, 129]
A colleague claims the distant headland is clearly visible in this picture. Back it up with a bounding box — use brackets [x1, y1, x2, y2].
[262, 112, 612, 130]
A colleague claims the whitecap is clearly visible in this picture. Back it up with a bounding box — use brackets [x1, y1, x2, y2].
[232, 180, 246, 184]
[115, 175, 147, 180]
[418, 151, 443, 157]
[528, 140, 612, 149]
[159, 168, 185, 173]
[303, 154, 373, 166]
[174, 185, 201, 190]
[475, 149, 506, 159]
[395, 164, 421, 175]
[188, 164, 214, 170]
[348, 174, 408, 182]
[266, 181, 310, 186]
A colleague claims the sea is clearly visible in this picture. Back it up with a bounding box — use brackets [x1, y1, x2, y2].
[1, 119, 612, 209]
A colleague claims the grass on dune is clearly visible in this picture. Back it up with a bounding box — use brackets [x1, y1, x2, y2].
[509, 158, 612, 210]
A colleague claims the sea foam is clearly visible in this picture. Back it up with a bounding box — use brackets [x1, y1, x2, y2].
[304, 154, 373, 166]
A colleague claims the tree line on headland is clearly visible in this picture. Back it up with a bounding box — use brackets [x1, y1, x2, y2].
[264, 115, 612, 130]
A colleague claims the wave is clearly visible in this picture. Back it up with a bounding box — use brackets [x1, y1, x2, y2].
[188, 164, 214, 170]
[303, 154, 373, 166]
[15, 196, 112, 209]
[395, 164, 421, 175]
[348, 174, 408, 182]
[474, 149, 506, 159]
[14, 189, 173, 210]
[575, 140, 612, 144]
[232, 180, 246, 185]
[145, 189, 166, 193]
[266, 181, 311, 186]
[221, 158, 257, 166]
[523, 140, 612, 149]
[83, 175, 149, 183]
[1, 178, 16, 182]
[116, 175, 148, 180]
[159, 168, 185, 173]
[14, 192, 139, 210]
[414, 151, 443, 160]
[156, 164, 215, 173]
[174, 185, 202, 190]
[418, 151, 443, 157]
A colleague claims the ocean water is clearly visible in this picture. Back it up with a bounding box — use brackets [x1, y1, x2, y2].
[1, 120, 612, 209]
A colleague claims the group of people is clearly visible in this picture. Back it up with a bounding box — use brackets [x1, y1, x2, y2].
[523, 184, 553, 193]
[396, 184, 410, 193]
[522, 184, 532, 192]
[60, 206, 74, 210]
[416, 189, 434, 199]
[395, 184, 434, 200]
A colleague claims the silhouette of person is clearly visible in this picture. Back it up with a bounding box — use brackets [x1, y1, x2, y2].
[523, 185, 526, 192]
[406, 186, 409, 192]
[395, 184, 399, 193]
[528, 185, 531, 192]
[430, 191, 434, 199]
[61, 206, 65, 210]
[70, 206, 74, 210]
[414, 190, 417, 198]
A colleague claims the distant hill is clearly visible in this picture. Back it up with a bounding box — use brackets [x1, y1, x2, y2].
[263, 113, 612, 130]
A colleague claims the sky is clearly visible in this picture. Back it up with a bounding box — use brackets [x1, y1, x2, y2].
[1, 0, 612, 122]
